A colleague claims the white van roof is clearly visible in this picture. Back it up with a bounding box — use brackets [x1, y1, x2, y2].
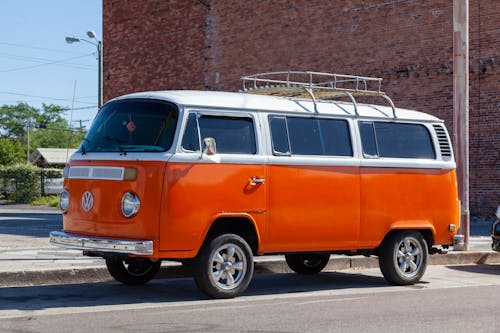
[110, 90, 441, 122]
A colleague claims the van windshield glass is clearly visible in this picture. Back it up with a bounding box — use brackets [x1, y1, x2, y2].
[81, 100, 178, 153]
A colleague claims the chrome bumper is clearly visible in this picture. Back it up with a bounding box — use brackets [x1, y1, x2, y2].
[49, 231, 154, 255]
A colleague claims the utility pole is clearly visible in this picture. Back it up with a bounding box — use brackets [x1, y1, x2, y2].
[26, 119, 30, 163]
[453, 0, 469, 250]
[72, 119, 89, 132]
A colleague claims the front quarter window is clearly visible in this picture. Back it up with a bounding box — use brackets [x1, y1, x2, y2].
[81, 99, 178, 153]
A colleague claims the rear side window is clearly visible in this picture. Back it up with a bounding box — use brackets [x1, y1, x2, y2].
[269, 116, 352, 157]
[359, 121, 435, 159]
[181, 114, 256, 154]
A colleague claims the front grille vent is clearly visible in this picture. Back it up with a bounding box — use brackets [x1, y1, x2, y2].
[433, 124, 452, 158]
[68, 166, 124, 180]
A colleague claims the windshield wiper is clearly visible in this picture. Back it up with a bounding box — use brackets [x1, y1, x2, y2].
[103, 135, 127, 155]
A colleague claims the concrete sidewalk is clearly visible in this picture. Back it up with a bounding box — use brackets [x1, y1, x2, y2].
[1, 204, 499, 287]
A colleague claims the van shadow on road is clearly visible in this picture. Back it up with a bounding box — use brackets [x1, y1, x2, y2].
[0, 271, 390, 312]
[0, 213, 61, 238]
[446, 264, 500, 276]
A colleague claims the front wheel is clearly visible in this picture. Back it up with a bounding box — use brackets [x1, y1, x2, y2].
[378, 231, 428, 285]
[193, 234, 254, 299]
[106, 257, 161, 285]
[285, 254, 330, 275]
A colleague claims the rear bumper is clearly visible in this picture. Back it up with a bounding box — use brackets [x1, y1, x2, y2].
[49, 231, 154, 255]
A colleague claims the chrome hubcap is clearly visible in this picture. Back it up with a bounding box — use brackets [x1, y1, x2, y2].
[395, 237, 423, 278]
[210, 243, 246, 290]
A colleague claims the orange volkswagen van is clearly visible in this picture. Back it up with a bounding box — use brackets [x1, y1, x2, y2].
[50, 72, 460, 298]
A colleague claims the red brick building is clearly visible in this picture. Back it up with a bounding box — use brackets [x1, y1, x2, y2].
[103, 0, 498, 216]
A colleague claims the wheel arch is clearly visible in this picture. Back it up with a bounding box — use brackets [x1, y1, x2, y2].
[199, 213, 261, 256]
[378, 226, 434, 253]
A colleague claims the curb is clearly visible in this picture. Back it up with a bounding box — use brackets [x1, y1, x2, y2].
[1, 251, 500, 288]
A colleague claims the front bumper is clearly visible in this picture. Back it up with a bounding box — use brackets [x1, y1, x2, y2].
[49, 231, 153, 255]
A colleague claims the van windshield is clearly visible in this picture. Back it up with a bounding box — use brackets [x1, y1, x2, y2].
[81, 99, 178, 153]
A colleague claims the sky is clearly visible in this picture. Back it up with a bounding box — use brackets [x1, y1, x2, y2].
[0, 0, 102, 129]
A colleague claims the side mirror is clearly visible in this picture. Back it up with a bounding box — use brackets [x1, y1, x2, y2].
[202, 137, 217, 156]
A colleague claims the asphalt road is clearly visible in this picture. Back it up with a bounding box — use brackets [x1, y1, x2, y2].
[0, 265, 499, 333]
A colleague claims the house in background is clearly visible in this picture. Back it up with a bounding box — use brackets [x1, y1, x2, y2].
[28, 148, 76, 195]
[29, 148, 76, 168]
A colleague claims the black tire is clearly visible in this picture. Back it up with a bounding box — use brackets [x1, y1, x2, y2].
[193, 234, 254, 299]
[378, 231, 428, 285]
[105, 257, 161, 285]
[285, 253, 330, 275]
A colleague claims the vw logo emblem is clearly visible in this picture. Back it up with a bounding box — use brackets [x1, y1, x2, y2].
[81, 191, 94, 212]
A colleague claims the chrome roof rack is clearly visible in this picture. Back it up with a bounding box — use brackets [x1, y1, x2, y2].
[240, 71, 396, 117]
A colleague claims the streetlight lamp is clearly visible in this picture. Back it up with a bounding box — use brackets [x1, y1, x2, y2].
[65, 31, 103, 108]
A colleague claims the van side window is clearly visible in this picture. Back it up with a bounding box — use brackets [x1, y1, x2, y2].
[182, 114, 257, 154]
[269, 117, 291, 155]
[181, 113, 200, 152]
[320, 118, 353, 156]
[269, 116, 352, 157]
[359, 122, 378, 158]
[359, 121, 436, 159]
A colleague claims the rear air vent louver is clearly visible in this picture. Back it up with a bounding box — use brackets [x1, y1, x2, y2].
[433, 125, 452, 158]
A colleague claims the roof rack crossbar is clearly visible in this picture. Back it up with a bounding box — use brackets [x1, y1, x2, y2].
[240, 71, 396, 117]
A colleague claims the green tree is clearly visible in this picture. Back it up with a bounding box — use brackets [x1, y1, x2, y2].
[0, 139, 24, 165]
[0, 102, 85, 165]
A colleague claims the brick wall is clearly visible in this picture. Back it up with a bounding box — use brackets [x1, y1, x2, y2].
[103, 0, 499, 217]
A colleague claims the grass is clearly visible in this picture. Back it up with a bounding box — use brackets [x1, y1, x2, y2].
[31, 195, 59, 207]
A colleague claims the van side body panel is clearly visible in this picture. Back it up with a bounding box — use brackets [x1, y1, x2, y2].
[359, 167, 459, 247]
[266, 164, 360, 252]
[159, 161, 267, 256]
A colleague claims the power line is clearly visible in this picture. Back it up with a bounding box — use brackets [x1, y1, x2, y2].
[0, 41, 88, 55]
[0, 91, 96, 105]
[62, 106, 97, 111]
[0, 53, 94, 73]
[33, 125, 86, 133]
[0, 52, 94, 71]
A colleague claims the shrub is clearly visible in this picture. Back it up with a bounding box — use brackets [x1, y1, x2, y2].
[0, 164, 41, 203]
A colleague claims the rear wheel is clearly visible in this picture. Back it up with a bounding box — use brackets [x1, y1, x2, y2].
[378, 231, 428, 285]
[106, 257, 161, 285]
[193, 234, 254, 299]
[285, 253, 330, 275]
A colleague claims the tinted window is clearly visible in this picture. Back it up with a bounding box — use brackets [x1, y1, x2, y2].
[320, 119, 352, 156]
[359, 122, 378, 157]
[287, 118, 323, 155]
[181, 113, 200, 152]
[375, 122, 435, 159]
[270, 116, 352, 157]
[181, 115, 256, 154]
[269, 117, 290, 154]
[82, 100, 178, 153]
[359, 121, 436, 159]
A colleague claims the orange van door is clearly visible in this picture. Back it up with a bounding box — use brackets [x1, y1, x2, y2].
[159, 113, 267, 253]
[265, 116, 360, 252]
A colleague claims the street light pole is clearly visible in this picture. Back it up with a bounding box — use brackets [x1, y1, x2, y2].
[65, 31, 103, 109]
[97, 40, 103, 109]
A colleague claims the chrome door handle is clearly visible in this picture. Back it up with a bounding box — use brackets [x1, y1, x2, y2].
[249, 177, 265, 186]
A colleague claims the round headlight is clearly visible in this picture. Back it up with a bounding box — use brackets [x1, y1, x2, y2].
[121, 192, 140, 218]
[59, 189, 70, 213]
